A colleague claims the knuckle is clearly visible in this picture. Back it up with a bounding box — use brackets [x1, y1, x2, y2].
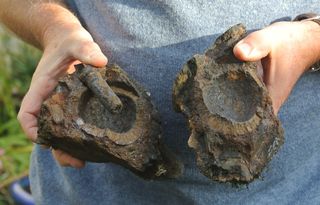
[74, 40, 96, 56]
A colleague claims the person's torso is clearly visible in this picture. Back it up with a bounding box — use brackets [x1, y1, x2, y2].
[30, 1, 320, 204]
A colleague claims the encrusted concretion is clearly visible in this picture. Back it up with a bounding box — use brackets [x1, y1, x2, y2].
[38, 64, 183, 179]
[173, 24, 284, 183]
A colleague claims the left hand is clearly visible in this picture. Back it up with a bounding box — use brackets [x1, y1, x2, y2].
[233, 20, 320, 114]
[17, 23, 108, 168]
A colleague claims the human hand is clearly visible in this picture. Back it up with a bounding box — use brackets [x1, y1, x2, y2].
[233, 20, 320, 114]
[17, 24, 108, 168]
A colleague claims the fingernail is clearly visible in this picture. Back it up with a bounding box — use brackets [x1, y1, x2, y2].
[237, 42, 252, 57]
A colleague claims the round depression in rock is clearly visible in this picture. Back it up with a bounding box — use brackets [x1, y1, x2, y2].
[37, 64, 183, 179]
[173, 24, 284, 183]
[79, 90, 137, 133]
[202, 70, 262, 122]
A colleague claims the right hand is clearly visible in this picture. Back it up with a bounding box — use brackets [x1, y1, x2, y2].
[18, 24, 108, 168]
[233, 20, 320, 114]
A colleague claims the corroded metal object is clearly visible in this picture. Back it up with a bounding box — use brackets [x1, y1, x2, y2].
[173, 24, 284, 183]
[75, 64, 123, 113]
[37, 64, 183, 179]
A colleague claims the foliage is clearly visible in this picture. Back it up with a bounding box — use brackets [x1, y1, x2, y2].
[0, 26, 41, 204]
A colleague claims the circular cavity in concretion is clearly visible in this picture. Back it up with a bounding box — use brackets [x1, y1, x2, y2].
[79, 91, 136, 133]
[173, 24, 284, 183]
[37, 64, 183, 179]
[202, 70, 262, 122]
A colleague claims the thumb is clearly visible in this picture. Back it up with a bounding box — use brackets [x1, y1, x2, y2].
[233, 30, 272, 62]
[70, 41, 108, 67]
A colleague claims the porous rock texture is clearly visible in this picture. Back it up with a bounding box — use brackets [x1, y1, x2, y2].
[37, 64, 183, 179]
[173, 24, 284, 183]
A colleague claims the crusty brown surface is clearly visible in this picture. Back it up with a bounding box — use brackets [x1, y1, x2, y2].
[173, 24, 284, 183]
[38, 64, 183, 179]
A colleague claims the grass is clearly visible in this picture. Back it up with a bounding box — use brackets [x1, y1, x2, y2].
[0, 25, 41, 204]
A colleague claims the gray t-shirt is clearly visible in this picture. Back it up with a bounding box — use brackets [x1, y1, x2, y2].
[30, 1, 320, 204]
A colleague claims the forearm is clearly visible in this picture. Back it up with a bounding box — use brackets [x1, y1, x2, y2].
[0, 0, 82, 49]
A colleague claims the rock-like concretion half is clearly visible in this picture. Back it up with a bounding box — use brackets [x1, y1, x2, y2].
[173, 24, 284, 183]
[38, 64, 183, 179]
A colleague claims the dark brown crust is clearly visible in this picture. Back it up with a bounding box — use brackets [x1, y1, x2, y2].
[37, 64, 183, 179]
[173, 24, 284, 183]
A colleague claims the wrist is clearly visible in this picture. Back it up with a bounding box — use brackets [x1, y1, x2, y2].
[305, 20, 320, 72]
[294, 14, 320, 71]
[303, 20, 320, 71]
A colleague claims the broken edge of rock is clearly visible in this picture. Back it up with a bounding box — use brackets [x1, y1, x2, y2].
[37, 64, 183, 180]
[173, 24, 284, 183]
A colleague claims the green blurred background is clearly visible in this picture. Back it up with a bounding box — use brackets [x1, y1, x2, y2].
[0, 25, 41, 204]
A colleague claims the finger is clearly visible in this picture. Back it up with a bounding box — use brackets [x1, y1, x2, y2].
[52, 149, 85, 169]
[17, 110, 38, 142]
[233, 29, 272, 61]
[18, 75, 57, 141]
[70, 40, 108, 67]
[67, 60, 81, 74]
